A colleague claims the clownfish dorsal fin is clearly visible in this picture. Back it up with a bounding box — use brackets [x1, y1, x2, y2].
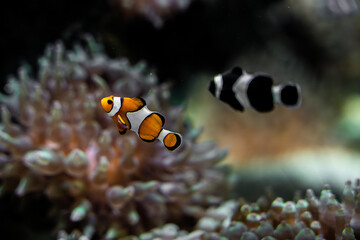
[231, 66, 243, 76]
[131, 97, 146, 110]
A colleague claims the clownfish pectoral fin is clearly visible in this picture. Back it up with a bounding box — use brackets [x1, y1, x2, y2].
[117, 115, 127, 127]
[131, 97, 146, 110]
[117, 115, 129, 134]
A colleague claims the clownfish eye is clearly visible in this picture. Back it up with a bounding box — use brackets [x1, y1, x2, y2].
[107, 100, 113, 105]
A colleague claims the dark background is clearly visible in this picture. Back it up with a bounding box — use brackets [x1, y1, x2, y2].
[0, 0, 327, 92]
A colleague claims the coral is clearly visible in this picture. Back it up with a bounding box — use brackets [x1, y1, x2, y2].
[0, 35, 228, 239]
[84, 180, 359, 240]
[108, 0, 193, 28]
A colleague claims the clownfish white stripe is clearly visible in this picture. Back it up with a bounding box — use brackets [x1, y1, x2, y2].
[233, 72, 252, 109]
[158, 129, 171, 144]
[214, 74, 223, 99]
[126, 106, 152, 135]
[107, 97, 121, 117]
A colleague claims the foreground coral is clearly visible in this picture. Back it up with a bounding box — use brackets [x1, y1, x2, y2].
[187, 181, 360, 240]
[59, 180, 360, 240]
[90, 181, 359, 240]
[0, 35, 228, 238]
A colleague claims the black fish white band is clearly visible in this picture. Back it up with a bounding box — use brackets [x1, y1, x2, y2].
[214, 75, 223, 99]
[233, 72, 252, 109]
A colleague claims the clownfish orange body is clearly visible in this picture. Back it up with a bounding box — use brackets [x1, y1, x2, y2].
[101, 96, 182, 151]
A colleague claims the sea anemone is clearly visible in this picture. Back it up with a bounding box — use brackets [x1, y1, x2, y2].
[0, 35, 228, 239]
[189, 181, 360, 240]
[108, 181, 360, 240]
[108, 0, 192, 28]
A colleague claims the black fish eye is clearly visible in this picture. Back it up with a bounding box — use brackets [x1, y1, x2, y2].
[107, 100, 113, 105]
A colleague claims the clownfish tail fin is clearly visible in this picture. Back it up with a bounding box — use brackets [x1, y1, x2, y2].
[158, 129, 182, 151]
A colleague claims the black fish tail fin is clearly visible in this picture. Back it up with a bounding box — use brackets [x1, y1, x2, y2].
[273, 83, 301, 108]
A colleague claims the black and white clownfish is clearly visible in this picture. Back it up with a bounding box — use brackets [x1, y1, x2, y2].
[101, 96, 182, 151]
[208, 67, 301, 112]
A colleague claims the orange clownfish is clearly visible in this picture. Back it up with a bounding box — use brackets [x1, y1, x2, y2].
[101, 96, 182, 151]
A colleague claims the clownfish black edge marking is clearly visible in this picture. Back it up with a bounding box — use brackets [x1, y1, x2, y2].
[127, 118, 132, 131]
[128, 97, 147, 113]
[141, 138, 156, 143]
[165, 133, 182, 151]
[154, 112, 165, 127]
[138, 97, 146, 107]
[119, 129, 127, 135]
